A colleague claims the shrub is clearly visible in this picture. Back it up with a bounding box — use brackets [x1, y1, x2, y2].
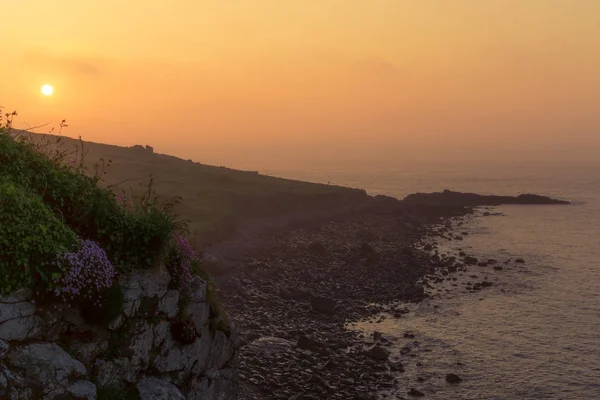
[0, 132, 178, 270]
[49, 240, 116, 306]
[166, 233, 194, 288]
[0, 180, 77, 294]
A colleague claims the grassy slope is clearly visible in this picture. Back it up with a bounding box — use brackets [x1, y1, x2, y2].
[26, 133, 369, 246]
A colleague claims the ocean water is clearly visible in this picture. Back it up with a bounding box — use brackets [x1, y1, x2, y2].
[266, 163, 600, 400]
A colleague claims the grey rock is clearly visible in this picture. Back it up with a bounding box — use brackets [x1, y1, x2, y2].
[0, 289, 33, 304]
[0, 315, 43, 341]
[123, 299, 141, 318]
[0, 302, 36, 324]
[187, 276, 207, 303]
[0, 339, 8, 359]
[92, 360, 117, 388]
[244, 337, 294, 358]
[158, 290, 180, 319]
[93, 358, 140, 386]
[0, 375, 6, 394]
[68, 380, 97, 400]
[370, 345, 390, 361]
[152, 321, 171, 348]
[121, 265, 171, 302]
[183, 301, 210, 333]
[207, 331, 235, 369]
[7, 343, 86, 386]
[108, 314, 124, 331]
[8, 387, 35, 400]
[153, 331, 208, 374]
[446, 373, 462, 384]
[188, 374, 236, 400]
[128, 322, 155, 367]
[68, 332, 110, 366]
[137, 376, 185, 400]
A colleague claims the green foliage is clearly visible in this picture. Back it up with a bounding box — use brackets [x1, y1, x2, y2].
[0, 180, 77, 294]
[0, 132, 178, 270]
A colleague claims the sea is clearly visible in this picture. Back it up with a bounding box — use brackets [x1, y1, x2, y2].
[264, 162, 600, 400]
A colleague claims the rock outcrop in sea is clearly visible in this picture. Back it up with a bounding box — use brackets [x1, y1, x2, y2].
[403, 189, 570, 206]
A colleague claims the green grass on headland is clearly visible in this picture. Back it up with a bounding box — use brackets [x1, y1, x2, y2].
[0, 126, 179, 294]
[19, 131, 368, 246]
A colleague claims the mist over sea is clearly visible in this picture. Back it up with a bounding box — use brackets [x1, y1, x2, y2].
[266, 162, 600, 399]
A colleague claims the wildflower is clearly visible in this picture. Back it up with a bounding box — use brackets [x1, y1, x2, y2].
[167, 233, 194, 288]
[114, 193, 126, 206]
[50, 240, 116, 306]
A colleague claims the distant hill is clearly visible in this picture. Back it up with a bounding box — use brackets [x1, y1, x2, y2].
[18, 131, 369, 246]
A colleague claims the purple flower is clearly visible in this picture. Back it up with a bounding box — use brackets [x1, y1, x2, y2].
[167, 233, 194, 288]
[114, 193, 126, 206]
[50, 240, 116, 305]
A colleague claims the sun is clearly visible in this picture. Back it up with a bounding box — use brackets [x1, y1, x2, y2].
[41, 84, 54, 96]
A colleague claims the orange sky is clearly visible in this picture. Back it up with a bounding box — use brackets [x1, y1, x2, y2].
[2, 0, 599, 169]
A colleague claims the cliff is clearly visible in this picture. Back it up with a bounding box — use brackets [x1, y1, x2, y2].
[0, 129, 239, 399]
[0, 266, 239, 399]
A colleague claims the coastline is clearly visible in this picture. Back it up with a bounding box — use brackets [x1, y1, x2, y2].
[201, 200, 479, 400]
[199, 191, 569, 400]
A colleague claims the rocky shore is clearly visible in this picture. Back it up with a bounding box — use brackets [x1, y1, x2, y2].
[199, 191, 568, 399]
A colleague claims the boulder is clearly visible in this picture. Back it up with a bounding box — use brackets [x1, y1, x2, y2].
[7, 343, 86, 386]
[515, 258, 525, 264]
[158, 290, 180, 319]
[0, 315, 43, 341]
[128, 322, 155, 368]
[137, 376, 185, 400]
[446, 373, 462, 384]
[0, 289, 33, 304]
[68, 380, 97, 399]
[67, 331, 110, 366]
[244, 337, 294, 358]
[121, 265, 171, 303]
[370, 345, 390, 361]
[0, 301, 36, 324]
[310, 296, 337, 314]
[183, 301, 210, 333]
[153, 330, 208, 374]
[207, 330, 236, 369]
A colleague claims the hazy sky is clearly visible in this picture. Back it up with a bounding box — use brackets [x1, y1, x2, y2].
[2, 0, 599, 170]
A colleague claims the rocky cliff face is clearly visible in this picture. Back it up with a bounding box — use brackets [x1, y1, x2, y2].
[0, 266, 239, 400]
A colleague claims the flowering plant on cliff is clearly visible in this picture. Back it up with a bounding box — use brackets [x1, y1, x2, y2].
[166, 233, 194, 289]
[50, 240, 116, 306]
